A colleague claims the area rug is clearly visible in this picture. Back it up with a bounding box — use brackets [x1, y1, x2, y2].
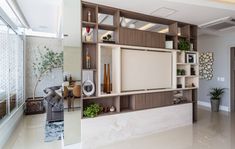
[45, 121, 64, 142]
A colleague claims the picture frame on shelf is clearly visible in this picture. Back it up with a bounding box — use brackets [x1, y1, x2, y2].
[186, 53, 196, 64]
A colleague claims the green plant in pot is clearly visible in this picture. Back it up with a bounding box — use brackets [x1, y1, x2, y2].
[178, 39, 190, 51]
[208, 88, 225, 112]
[83, 103, 102, 118]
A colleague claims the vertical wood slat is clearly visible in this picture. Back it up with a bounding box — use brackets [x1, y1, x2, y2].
[119, 28, 165, 48]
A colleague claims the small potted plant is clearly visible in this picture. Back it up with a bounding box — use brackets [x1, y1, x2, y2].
[208, 88, 225, 112]
[178, 39, 190, 51]
[83, 103, 102, 118]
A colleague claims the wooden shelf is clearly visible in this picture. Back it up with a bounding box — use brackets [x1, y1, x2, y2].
[98, 24, 117, 31]
[82, 69, 97, 71]
[82, 21, 96, 28]
[82, 41, 97, 45]
[81, 1, 198, 121]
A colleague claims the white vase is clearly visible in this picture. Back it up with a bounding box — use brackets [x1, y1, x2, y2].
[165, 41, 173, 49]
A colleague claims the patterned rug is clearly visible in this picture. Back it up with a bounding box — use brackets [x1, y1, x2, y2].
[45, 121, 64, 142]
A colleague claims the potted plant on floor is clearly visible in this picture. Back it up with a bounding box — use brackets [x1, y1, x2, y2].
[25, 46, 63, 115]
[208, 88, 225, 112]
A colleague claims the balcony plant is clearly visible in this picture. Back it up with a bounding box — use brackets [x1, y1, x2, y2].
[208, 88, 225, 112]
[32, 46, 63, 100]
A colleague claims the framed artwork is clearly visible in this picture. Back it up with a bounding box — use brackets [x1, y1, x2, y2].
[199, 52, 214, 80]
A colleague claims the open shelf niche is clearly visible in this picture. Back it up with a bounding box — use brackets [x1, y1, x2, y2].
[176, 51, 199, 89]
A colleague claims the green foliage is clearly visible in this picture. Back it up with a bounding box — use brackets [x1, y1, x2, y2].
[33, 46, 63, 78]
[83, 103, 102, 118]
[209, 88, 225, 100]
[178, 39, 190, 51]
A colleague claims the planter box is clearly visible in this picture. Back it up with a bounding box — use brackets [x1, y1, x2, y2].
[25, 97, 45, 115]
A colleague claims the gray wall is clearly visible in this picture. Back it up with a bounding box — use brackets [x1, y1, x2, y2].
[198, 29, 235, 109]
[25, 36, 63, 98]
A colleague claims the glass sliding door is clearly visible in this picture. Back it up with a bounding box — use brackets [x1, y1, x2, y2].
[0, 18, 24, 122]
[0, 19, 9, 120]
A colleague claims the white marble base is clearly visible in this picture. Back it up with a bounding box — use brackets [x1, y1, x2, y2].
[81, 103, 192, 149]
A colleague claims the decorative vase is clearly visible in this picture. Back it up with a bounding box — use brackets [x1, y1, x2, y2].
[88, 11, 91, 22]
[86, 48, 91, 69]
[103, 64, 107, 93]
[106, 64, 111, 94]
[110, 106, 115, 112]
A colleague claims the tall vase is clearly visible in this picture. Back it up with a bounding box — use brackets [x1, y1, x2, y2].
[103, 64, 107, 93]
[106, 64, 111, 94]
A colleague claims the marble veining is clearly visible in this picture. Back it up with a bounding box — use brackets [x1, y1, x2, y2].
[81, 103, 192, 149]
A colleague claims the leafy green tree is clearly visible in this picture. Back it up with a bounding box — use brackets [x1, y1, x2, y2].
[32, 46, 63, 100]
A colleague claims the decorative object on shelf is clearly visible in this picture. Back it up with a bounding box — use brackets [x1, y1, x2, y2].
[106, 64, 111, 94]
[120, 17, 127, 27]
[192, 83, 195, 87]
[181, 69, 186, 75]
[186, 53, 196, 63]
[190, 67, 196, 75]
[102, 34, 115, 43]
[208, 88, 225, 112]
[177, 69, 181, 75]
[173, 91, 187, 104]
[199, 52, 213, 80]
[177, 84, 182, 88]
[177, 69, 186, 76]
[190, 43, 194, 51]
[85, 27, 92, 42]
[110, 106, 115, 112]
[87, 10, 91, 22]
[165, 41, 173, 49]
[178, 39, 190, 51]
[83, 103, 102, 118]
[128, 23, 136, 29]
[82, 78, 95, 97]
[85, 48, 91, 69]
[103, 64, 107, 93]
[102, 106, 110, 113]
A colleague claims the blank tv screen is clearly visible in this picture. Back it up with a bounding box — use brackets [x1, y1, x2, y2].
[121, 49, 172, 92]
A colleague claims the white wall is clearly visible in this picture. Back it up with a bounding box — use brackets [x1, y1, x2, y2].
[198, 28, 235, 111]
[25, 36, 63, 98]
[64, 46, 81, 80]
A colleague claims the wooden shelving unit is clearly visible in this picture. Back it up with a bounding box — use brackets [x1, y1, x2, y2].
[81, 1, 198, 122]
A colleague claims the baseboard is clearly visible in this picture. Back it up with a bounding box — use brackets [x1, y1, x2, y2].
[197, 101, 230, 112]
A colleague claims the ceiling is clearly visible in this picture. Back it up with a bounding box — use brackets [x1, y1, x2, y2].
[15, 0, 62, 34]
[11, 0, 235, 41]
[85, 0, 235, 26]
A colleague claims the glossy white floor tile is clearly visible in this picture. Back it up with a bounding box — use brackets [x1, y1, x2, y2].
[4, 106, 235, 149]
[3, 114, 62, 149]
[97, 107, 234, 149]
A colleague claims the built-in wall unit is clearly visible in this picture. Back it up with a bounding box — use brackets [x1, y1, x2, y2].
[81, 2, 198, 148]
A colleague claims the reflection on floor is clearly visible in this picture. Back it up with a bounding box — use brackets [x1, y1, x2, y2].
[64, 108, 81, 145]
[4, 106, 235, 149]
[4, 114, 62, 149]
[97, 106, 235, 149]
